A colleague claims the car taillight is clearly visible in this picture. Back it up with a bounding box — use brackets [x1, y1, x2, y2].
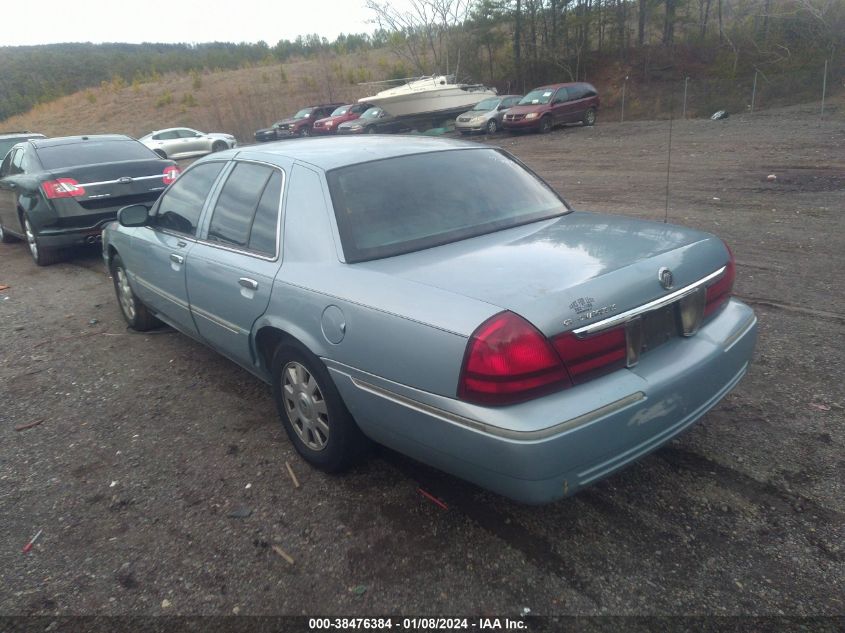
[551, 327, 627, 384]
[42, 178, 85, 199]
[458, 311, 571, 405]
[163, 166, 181, 185]
[705, 241, 736, 317]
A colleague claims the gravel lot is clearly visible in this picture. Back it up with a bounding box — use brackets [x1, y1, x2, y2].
[1, 103, 843, 621]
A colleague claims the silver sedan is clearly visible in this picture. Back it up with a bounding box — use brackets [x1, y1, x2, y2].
[102, 136, 756, 503]
[139, 127, 236, 160]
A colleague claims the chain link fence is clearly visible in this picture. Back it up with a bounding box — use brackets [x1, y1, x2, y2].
[603, 62, 841, 123]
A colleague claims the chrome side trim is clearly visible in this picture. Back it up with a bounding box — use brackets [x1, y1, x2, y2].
[722, 312, 757, 351]
[133, 276, 189, 310]
[574, 266, 727, 336]
[349, 376, 645, 441]
[191, 304, 247, 335]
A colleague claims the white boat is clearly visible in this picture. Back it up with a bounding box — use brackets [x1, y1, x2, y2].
[359, 76, 497, 118]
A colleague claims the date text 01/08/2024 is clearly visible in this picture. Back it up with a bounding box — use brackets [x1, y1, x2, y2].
[308, 617, 528, 630]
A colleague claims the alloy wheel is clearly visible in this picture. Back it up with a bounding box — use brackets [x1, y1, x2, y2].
[116, 267, 136, 321]
[486, 119, 498, 134]
[282, 361, 330, 451]
[24, 218, 38, 261]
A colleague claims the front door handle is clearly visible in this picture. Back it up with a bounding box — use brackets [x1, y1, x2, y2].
[239, 277, 258, 291]
[170, 253, 184, 264]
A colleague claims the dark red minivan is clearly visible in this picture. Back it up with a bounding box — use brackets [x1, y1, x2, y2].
[502, 82, 600, 133]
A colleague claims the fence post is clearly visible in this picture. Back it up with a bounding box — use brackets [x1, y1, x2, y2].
[750, 70, 758, 114]
[621, 75, 628, 123]
[820, 59, 828, 123]
[682, 76, 689, 119]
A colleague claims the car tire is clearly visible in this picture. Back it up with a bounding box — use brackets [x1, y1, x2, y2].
[211, 141, 227, 152]
[539, 116, 552, 134]
[23, 215, 63, 266]
[0, 222, 17, 243]
[366, 126, 377, 134]
[486, 119, 498, 134]
[110, 254, 160, 331]
[300, 126, 311, 137]
[271, 342, 371, 472]
[583, 108, 597, 126]
[154, 149, 167, 159]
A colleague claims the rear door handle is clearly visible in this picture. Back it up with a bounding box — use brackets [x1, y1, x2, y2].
[239, 278, 258, 290]
[170, 253, 184, 264]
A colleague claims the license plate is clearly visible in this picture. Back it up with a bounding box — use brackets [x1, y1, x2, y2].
[640, 304, 679, 352]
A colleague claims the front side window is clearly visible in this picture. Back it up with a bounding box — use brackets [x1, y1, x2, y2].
[327, 149, 569, 263]
[475, 98, 501, 111]
[207, 162, 274, 249]
[151, 162, 225, 236]
[294, 109, 313, 119]
[0, 152, 12, 176]
[177, 129, 201, 138]
[519, 89, 555, 105]
[553, 87, 569, 103]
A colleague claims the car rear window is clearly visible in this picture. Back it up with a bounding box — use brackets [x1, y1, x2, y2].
[36, 140, 157, 169]
[326, 148, 569, 263]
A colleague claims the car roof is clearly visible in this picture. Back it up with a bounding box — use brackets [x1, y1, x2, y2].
[0, 131, 45, 139]
[530, 82, 594, 90]
[30, 134, 133, 149]
[230, 136, 490, 172]
[150, 127, 196, 134]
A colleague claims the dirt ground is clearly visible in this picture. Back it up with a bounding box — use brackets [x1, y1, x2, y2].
[1, 103, 843, 622]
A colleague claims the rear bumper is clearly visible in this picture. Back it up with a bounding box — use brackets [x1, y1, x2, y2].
[328, 299, 757, 503]
[37, 218, 113, 248]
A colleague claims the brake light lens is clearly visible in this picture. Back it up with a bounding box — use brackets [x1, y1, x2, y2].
[705, 241, 736, 317]
[163, 165, 181, 185]
[551, 327, 627, 384]
[458, 311, 571, 405]
[42, 178, 85, 199]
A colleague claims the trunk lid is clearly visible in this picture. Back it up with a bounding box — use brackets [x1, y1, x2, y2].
[46, 159, 175, 209]
[357, 212, 728, 336]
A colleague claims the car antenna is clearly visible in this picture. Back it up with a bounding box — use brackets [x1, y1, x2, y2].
[664, 85, 675, 224]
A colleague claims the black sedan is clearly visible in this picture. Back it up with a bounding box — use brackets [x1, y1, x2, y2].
[336, 107, 412, 135]
[0, 135, 179, 265]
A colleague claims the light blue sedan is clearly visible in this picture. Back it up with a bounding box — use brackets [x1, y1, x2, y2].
[102, 136, 757, 504]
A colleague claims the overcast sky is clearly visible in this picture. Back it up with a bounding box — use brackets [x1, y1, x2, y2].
[3, 0, 383, 47]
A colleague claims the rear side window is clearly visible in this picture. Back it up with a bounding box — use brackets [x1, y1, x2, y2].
[207, 162, 273, 248]
[206, 162, 282, 256]
[327, 149, 568, 263]
[249, 172, 283, 255]
[152, 162, 225, 236]
[36, 140, 157, 169]
[569, 85, 589, 100]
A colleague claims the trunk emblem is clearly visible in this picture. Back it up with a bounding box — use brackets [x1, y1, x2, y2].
[118, 177, 133, 184]
[658, 267, 674, 290]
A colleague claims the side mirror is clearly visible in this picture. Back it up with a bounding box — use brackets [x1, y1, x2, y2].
[118, 204, 149, 227]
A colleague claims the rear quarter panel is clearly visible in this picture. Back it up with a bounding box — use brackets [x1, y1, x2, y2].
[254, 161, 499, 397]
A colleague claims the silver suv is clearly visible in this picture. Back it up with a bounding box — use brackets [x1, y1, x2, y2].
[455, 95, 523, 135]
[0, 131, 46, 161]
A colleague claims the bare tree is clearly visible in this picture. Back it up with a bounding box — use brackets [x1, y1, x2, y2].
[366, 0, 473, 75]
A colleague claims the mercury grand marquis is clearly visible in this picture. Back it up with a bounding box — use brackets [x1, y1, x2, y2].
[102, 136, 757, 504]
